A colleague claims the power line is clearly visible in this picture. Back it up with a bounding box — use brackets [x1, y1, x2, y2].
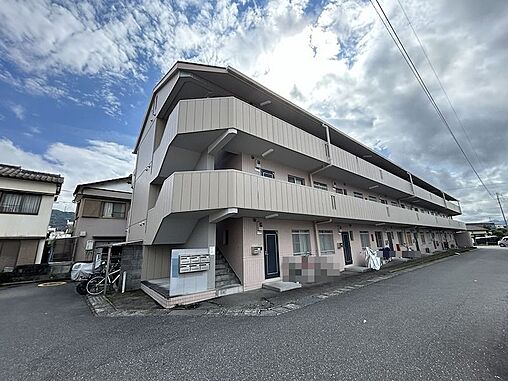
[368, 0, 494, 199]
[444, 181, 508, 192]
[395, 0, 486, 174]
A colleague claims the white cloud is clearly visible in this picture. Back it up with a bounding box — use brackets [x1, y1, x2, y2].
[0, 138, 135, 210]
[10, 104, 25, 120]
[0, 0, 506, 221]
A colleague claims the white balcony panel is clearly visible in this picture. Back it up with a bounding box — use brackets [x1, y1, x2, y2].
[152, 96, 460, 215]
[176, 97, 329, 163]
[148, 170, 465, 237]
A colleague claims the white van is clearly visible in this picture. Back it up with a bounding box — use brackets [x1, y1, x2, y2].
[498, 237, 508, 247]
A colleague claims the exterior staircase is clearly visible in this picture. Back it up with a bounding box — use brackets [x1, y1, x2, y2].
[215, 250, 242, 296]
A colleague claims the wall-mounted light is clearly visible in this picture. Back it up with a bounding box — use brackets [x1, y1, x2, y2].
[260, 100, 272, 107]
[368, 185, 379, 190]
[265, 213, 279, 219]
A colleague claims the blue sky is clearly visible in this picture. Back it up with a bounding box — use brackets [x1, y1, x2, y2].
[0, 0, 507, 221]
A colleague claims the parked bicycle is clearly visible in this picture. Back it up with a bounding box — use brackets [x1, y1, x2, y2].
[85, 263, 122, 296]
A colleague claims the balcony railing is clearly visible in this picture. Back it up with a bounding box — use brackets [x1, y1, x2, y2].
[151, 96, 461, 215]
[147, 170, 466, 235]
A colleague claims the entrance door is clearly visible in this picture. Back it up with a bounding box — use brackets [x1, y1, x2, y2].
[263, 231, 280, 279]
[387, 232, 394, 250]
[341, 232, 353, 265]
[413, 233, 421, 251]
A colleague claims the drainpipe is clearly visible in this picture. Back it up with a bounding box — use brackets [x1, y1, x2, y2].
[323, 123, 332, 164]
[310, 164, 333, 187]
[314, 219, 332, 257]
[407, 172, 415, 195]
[442, 191, 448, 209]
[313, 222, 321, 256]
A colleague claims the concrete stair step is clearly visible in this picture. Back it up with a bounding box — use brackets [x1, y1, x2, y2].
[215, 269, 232, 276]
[216, 274, 237, 282]
[216, 280, 240, 289]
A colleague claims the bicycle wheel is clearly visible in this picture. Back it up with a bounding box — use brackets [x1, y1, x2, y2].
[76, 280, 88, 295]
[86, 276, 105, 296]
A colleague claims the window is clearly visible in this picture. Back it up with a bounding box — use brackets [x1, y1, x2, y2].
[288, 175, 305, 185]
[313, 181, 328, 191]
[360, 231, 370, 249]
[380, 199, 387, 205]
[397, 231, 404, 245]
[368, 196, 377, 202]
[420, 232, 426, 244]
[335, 187, 347, 195]
[319, 230, 335, 255]
[102, 202, 126, 218]
[292, 230, 311, 256]
[405, 232, 413, 245]
[261, 169, 274, 178]
[391, 201, 398, 206]
[400, 204, 406, 209]
[0, 192, 41, 215]
[375, 231, 383, 248]
[353, 192, 363, 199]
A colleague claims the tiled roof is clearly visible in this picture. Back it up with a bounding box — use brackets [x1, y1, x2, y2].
[0, 164, 64, 190]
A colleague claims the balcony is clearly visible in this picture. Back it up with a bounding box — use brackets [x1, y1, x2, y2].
[150, 96, 461, 215]
[145, 170, 465, 244]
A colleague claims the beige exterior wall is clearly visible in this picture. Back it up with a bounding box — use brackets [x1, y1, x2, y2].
[148, 169, 465, 232]
[150, 97, 461, 215]
[129, 70, 465, 300]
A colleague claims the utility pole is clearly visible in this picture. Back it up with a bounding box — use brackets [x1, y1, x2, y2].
[496, 193, 508, 229]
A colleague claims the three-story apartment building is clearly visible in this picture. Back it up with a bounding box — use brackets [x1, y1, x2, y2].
[128, 62, 466, 307]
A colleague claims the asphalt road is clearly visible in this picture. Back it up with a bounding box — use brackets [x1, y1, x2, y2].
[1, 247, 507, 381]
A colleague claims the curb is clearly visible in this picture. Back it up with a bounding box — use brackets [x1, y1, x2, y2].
[85, 249, 474, 318]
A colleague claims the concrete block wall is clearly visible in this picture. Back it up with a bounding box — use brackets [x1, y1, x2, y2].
[120, 244, 143, 291]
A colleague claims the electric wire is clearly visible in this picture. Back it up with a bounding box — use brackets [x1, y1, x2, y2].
[395, 0, 485, 174]
[369, 0, 494, 199]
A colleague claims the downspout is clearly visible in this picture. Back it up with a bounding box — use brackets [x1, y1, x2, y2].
[323, 123, 332, 164]
[313, 222, 321, 256]
[407, 172, 415, 195]
[314, 219, 332, 257]
[441, 191, 448, 209]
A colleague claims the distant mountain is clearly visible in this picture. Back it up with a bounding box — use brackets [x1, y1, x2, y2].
[50, 209, 74, 231]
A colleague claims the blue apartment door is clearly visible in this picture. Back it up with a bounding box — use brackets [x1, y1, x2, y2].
[342, 232, 353, 265]
[264, 231, 280, 279]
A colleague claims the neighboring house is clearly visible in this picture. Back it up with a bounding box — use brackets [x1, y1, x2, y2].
[0, 164, 63, 272]
[466, 222, 496, 240]
[72, 176, 132, 262]
[127, 61, 467, 307]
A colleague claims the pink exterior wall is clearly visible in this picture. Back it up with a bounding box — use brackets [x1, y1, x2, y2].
[236, 217, 457, 291]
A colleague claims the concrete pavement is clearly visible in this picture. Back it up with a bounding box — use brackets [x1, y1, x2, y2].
[0, 247, 507, 380]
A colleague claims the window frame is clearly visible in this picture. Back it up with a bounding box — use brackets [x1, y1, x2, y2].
[292, 229, 311, 256]
[260, 169, 275, 178]
[359, 231, 371, 249]
[318, 230, 335, 255]
[353, 191, 364, 199]
[313, 181, 328, 191]
[288, 175, 305, 186]
[0, 191, 42, 215]
[101, 201, 127, 219]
